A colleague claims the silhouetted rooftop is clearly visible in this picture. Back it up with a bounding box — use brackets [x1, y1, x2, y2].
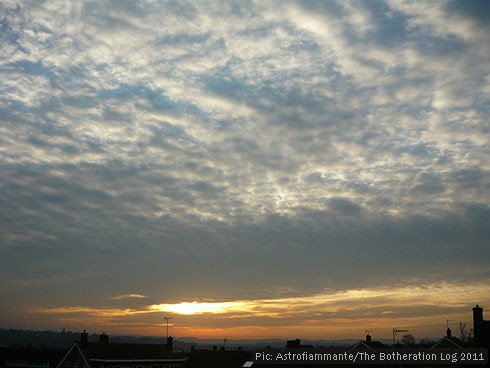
[0, 346, 66, 368]
[182, 350, 252, 368]
[79, 342, 176, 360]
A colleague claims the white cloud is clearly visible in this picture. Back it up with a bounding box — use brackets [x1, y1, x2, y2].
[112, 294, 147, 300]
[0, 0, 489, 331]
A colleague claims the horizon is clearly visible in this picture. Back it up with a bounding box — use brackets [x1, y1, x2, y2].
[1, 0, 490, 341]
[4, 295, 485, 341]
[0, 325, 465, 345]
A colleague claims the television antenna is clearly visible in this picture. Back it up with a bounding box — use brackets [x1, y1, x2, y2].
[164, 316, 172, 338]
[392, 328, 408, 345]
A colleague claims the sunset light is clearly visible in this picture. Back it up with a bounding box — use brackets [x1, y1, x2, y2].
[28, 282, 490, 339]
[1, 0, 489, 344]
[150, 301, 253, 315]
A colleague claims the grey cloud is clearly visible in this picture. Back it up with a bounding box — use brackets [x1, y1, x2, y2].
[102, 107, 132, 123]
[449, 168, 490, 191]
[1, 159, 489, 309]
[464, 203, 490, 225]
[8, 60, 55, 78]
[327, 197, 362, 217]
[148, 122, 193, 141]
[395, 143, 439, 158]
[410, 172, 446, 195]
[98, 85, 186, 116]
[0, 0, 489, 331]
[446, 0, 490, 25]
[154, 32, 211, 49]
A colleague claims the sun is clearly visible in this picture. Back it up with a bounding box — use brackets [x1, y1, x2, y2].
[150, 301, 251, 315]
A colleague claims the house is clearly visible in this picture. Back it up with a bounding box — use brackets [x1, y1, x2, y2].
[415, 328, 472, 368]
[182, 350, 252, 368]
[0, 346, 65, 368]
[428, 327, 468, 352]
[56, 332, 186, 368]
[348, 333, 385, 351]
[285, 339, 314, 349]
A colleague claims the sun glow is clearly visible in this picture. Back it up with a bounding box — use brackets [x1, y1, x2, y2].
[150, 301, 254, 315]
[32, 282, 490, 339]
[148, 283, 490, 317]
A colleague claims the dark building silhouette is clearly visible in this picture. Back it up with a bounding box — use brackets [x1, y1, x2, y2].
[97, 334, 108, 344]
[428, 326, 466, 351]
[285, 339, 300, 348]
[0, 346, 65, 368]
[473, 304, 490, 347]
[348, 333, 385, 352]
[182, 350, 252, 368]
[57, 332, 184, 368]
[285, 339, 314, 349]
[80, 331, 88, 345]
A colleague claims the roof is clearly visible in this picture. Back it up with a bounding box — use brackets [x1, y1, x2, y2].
[428, 336, 468, 352]
[79, 342, 176, 360]
[0, 347, 66, 368]
[348, 340, 385, 352]
[57, 342, 186, 368]
[182, 350, 252, 368]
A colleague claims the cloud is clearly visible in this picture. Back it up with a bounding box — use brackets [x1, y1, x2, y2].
[112, 294, 147, 300]
[327, 197, 362, 217]
[0, 0, 489, 336]
[30, 282, 490, 338]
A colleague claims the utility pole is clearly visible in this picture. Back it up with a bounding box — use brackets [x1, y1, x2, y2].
[164, 316, 172, 338]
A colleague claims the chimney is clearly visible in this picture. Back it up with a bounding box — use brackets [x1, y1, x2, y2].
[80, 330, 88, 345]
[99, 333, 109, 343]
[286, 339, 301, 348]
[366, 333, 372, 343]
[473, 305, 483, 324]
[473, 305, 484, 345]
[166, 335, 173, 351]
[446, 327, 452, 338]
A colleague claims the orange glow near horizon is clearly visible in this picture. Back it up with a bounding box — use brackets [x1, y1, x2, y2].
[30, 282, 490, 340]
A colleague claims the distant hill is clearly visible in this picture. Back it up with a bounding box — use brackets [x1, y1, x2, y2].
[0, 328, 80, 348]
[0, 328, 174, 349]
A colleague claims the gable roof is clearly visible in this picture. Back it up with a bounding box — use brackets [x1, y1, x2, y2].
[79, 342, 174, 360]
[428, 336, 468, 352]
[56, 344, 90, 368]
[348, 341, 376, 352]
[57, 342, 186, 368]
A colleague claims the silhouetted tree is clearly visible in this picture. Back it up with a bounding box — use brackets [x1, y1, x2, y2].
[459, 322, 468, 342]
[401, 334, 415, 346]
[418, 338, 435, 347]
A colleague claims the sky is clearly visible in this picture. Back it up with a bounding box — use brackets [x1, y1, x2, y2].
[1, 0, 490, 341]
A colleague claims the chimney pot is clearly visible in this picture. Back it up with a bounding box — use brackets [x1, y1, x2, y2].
[99, 333, 109, 343]
[80, 330, 88, 344]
